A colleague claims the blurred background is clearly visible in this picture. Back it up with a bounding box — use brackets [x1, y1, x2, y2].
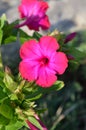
[0, 0, 86, 130]
[0, 0, 86, 32]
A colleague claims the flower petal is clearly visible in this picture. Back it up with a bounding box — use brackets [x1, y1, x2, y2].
[39, 15, 50, 30]
[19, 0, 49, 17]
[39, 36, 59, 56]
[38, 0, 49, 13]
[50, 52, 68, 75]
[20, 40, 42, 59]
[18, 0, 36, 18]
[19, 59, 40, 81]
[36, 66, 57, 87]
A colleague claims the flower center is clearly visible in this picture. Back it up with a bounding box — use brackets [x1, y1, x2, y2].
[40, 57, 49, 66]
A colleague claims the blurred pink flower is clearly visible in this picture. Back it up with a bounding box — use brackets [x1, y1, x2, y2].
[26, 114, 48, 130]
[17, 0, 50, 31]
[19, 36, 68, 87]
[26, 120, 39, 130]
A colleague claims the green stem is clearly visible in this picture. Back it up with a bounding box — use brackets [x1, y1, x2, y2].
[0, 47, 3, 68]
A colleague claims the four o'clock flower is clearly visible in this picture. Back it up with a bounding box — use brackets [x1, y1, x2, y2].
[19, 36, 68, 87]
[17, 0, 50, 31]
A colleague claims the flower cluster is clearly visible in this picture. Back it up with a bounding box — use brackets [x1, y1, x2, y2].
[18, 0, 68, 88]
[16, 1, 68, 128]
[2, 0, 84, 129]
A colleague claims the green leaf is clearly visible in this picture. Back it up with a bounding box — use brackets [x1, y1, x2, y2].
[2, 20, 19, 44]
[10, 93, 18, 101]
[0, 14, 7, 29]
[0, 114, 10, 125]
[37, 80, 64, 93]
[3, 28, 32, 45]
[57, 33, 66, 46]
[0, 29, 3, 44]
[5, 121, 25, 130]
[52, 80, 64, 91]
[20, 37, 28, 44]
[0, 103, 13, 119]
[69, 48, 86, 61]
[25, 90, 42, 101]
[0, 86, 7, 102]
[63, 45, 86, 62]
[19, 29, 32, 38]
[0, 69, 4, 79]
[4, 36, 17, 44]
[33, 31, 42, 41]
[28, 116, 43, 130]
[26, 81, 64, 101]
[68, 60, 79, 71]
[26, 93, 42, 101]
[0, 78, 5, 88]
[0, 125, 5, 130]
[18, 29, 32, 44]
[3, 73, 17, 92]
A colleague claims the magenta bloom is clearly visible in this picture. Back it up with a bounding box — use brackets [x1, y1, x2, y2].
[19, 36, 68, 87]
[18, 0, 50, 31]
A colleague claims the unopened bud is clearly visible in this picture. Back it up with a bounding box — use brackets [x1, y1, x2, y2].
[64, 32, 77, 43]
[67, 54, 75, 60]
[4, 66, 12, 75]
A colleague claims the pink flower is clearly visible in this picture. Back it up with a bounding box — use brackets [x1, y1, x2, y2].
[17, 0, 50, 31]
[19, 36, 68, 87]
[26, 120, 39, 130]
[26, 114, 48, 130]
